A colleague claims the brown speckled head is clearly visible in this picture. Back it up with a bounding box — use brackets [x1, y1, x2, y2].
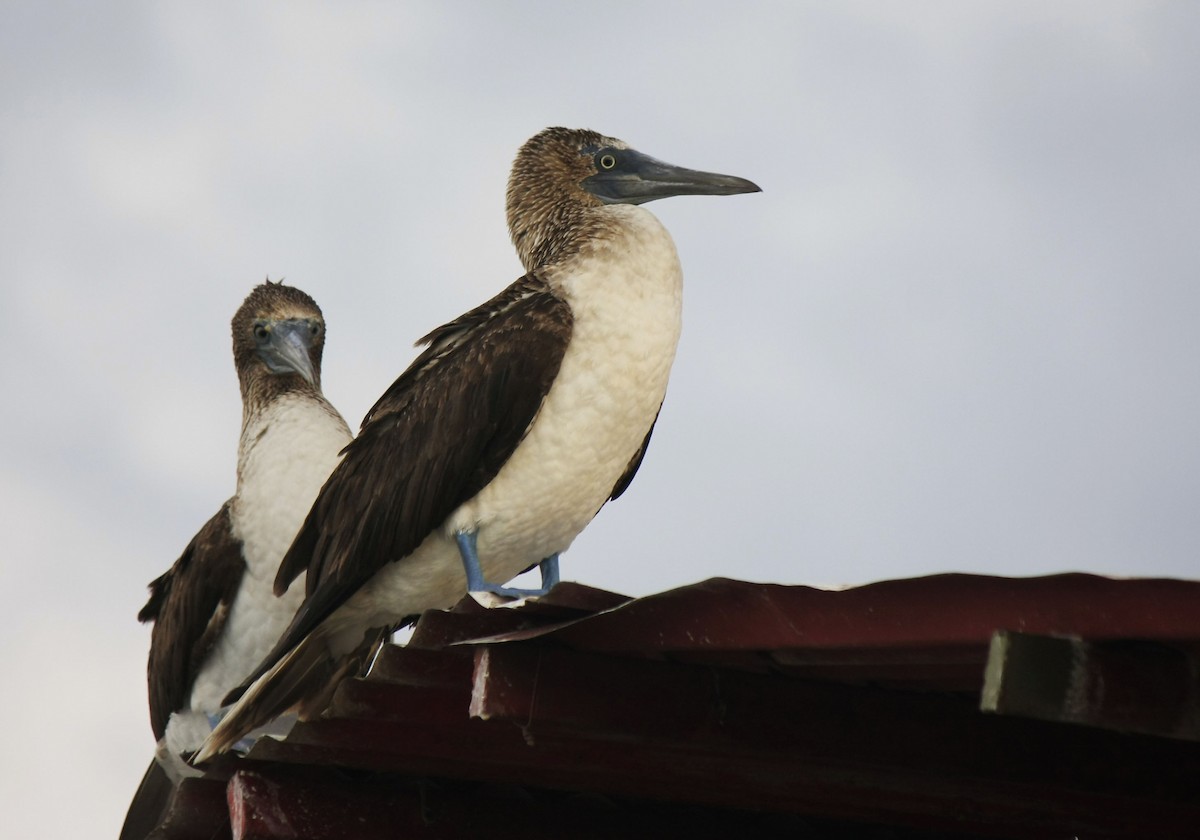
[231, 281, 327, 411]
[506, 127, 616, 272]
[506, 127, 761, 272]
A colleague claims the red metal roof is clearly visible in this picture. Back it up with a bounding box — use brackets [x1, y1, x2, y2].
[151, 573, 1200, 839]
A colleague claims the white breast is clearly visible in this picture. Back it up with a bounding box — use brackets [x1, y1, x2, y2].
[355, 205, 683, 626]
[186, 394, 351, 715]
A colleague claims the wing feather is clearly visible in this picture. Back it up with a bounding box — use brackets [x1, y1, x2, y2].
[610, 406, 661, 501]
[140, 502, 244, 739]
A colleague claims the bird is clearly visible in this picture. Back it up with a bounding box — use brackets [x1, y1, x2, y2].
[195, 127, 760, 762]
[120, 282, 363, 840]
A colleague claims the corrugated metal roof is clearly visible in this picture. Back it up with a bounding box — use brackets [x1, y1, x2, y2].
[152, 573, 1200, 839]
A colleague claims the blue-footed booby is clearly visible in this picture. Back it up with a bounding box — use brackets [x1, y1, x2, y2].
[120, 282, 360, 840]
[195, 127, 760, 761]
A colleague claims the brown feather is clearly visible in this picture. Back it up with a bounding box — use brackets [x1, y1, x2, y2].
[505, 127, 610, 271]
[117, 760, 173, 840]
[611, 408, 661, 501]
[140, 503, 244, 740]
[205, 622, 391, 757]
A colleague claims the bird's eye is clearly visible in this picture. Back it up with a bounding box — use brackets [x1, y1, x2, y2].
[598, 152, 617, 170]
[309, 321, 322, 337]
[254, 323, 270, 341]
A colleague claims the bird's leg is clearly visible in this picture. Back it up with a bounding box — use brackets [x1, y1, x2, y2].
[455, 530, 560, 598]
[539, 554, 561, 590]
[455, 530, 487, 592]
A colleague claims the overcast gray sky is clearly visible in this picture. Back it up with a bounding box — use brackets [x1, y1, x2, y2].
[3, 2, 1199, 835]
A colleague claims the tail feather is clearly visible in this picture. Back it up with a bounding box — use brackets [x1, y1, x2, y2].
[194, 627, 336, 763]
[294, 624, 393, 719]
[118, 759, 173, 840]
[193, 623, 390, 764]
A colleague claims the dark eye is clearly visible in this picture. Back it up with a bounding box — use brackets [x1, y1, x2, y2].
[598, 151, 617, 170]
[253, 323, 270, 342]
[309, 321, 322, 337]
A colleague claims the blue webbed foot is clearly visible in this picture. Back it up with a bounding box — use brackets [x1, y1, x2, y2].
[456, 531, 560, 598]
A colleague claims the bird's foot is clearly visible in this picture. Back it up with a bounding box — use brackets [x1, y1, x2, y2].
[456, 532, 560, 599]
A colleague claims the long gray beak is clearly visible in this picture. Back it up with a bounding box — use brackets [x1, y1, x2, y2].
[584, 147, 761, 206]
[259, 320, 317, 387]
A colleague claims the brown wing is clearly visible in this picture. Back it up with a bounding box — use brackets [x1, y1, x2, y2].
[609, 405, 661, 501]
[249, 276, 572, 686]
[140, 502, 244, 739]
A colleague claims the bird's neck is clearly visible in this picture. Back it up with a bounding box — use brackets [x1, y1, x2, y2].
[239, 374, 319, 428]
[547, 204, 683, 316]
[509, 190, 608, 272]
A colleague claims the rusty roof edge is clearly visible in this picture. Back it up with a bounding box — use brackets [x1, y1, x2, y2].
[441, 572, 1200, 653]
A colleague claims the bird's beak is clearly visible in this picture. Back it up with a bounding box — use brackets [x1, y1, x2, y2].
[584, 148, 761, 206]
[260, 320, 318, 388]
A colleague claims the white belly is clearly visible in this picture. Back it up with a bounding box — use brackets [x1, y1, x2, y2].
[357, 206, 683, 624]
[186, 394, 351, 715]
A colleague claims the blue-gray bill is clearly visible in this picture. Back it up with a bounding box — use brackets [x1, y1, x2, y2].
[584, 147, 761, 206]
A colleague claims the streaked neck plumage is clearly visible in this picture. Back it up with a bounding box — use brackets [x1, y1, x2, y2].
[506, 128, 621, 273]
